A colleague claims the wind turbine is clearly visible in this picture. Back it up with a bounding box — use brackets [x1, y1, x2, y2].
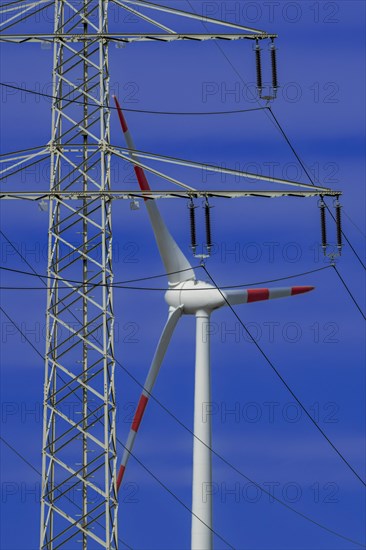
[113, 95, 314, 549]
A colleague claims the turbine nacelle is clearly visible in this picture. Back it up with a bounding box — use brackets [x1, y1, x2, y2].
[165, 280, 226, 314]
[165, 280, 315, 315]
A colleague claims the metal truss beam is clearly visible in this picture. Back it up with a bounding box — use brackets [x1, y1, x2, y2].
[0, 190, 342, 200]
[0, 144, 335, 193]
[0, 32, 277, 44]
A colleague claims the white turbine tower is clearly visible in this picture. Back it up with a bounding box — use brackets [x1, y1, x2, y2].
[113, 96, 314, 549]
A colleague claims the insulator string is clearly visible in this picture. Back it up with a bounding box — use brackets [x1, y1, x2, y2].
[188, 199, 197, 254]
[255, 42, 263, 95]
[320, 198, 328, 254]
[335, 198, 343, 254]
[205, 199, 212, 254]
[270, 39, 278, 91]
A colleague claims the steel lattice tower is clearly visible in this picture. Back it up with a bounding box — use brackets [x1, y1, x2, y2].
[40, 1, 117, 548]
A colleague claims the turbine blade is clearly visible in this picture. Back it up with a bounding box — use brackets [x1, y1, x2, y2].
[113, 96, 195, 286]
[117, 306, 183, 491]
[224, 285, 315, 306]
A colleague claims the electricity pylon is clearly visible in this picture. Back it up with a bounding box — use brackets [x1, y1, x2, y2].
[39, 2, 117, 549]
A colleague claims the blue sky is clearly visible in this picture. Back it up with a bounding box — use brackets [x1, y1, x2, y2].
[0, 1, 365, 549]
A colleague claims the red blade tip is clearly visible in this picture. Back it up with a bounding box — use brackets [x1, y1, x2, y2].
[291, 286, 315, 296]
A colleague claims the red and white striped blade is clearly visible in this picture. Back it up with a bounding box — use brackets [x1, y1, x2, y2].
[224, 286, 315, 306]
[113, 96, 195, 286]
[117, 306, 183, 491]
